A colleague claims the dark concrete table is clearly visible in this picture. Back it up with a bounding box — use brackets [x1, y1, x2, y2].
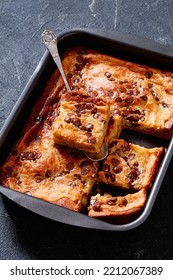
[0, 0, 173, 260]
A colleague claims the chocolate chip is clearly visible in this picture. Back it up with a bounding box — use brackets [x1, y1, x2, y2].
[76, 55, 84, 63]
[92, 200, 102, 211]
[125, 96, 134, 103]
[76, 55, 87, 66]
[115, 97, 122, 103]
[107, 197, 117, 205]
[122, 156, 128, 161]
[123, 109, 130, 117]
[93, 113, 100, 119]
[91, 107, 97, 114]
[113, 166, 123, 174]
[162, 102, 170, 108]
[122, 143, 131, 152]
[45, 170, 51, 178]
[85, 103, 94, 110]
[133, 162, 139, 167]
[145, 71, 153, 79]
[133, 89, 140, 96]
[133, 109, 142, 115]
[126, 115, 140, 122]
[29, 151, 41, 160]
[151, 91, 160, 101]
[102, 164, 110, 172]
[128, 168, 140, 180]
[148, 83, 153, 88]
[165, 88, 170, 93]
[20, 151, 42, 161]
[119, 198, 128, 207]
[119, 86, 127, 93]
[66, 162, 75, 171]
[67, 72, 73, 78]
[127, 90, 134, 95]
[111, 158, 120, 166]
[35, 177, 43, 183]
[75, 103, 86, 113]
[85, 123, 94, 132]
[114, 148, 121, 156]
[64, 116, 72, 123]
[107, 91, 114, 97]
[129, 168, 137, 179]
[72, 117, 81, 127]
[85, 131, 92, 137]
[75, 63, 84, 71]
[140, 95, 147, 101]
[75, 112, 81, 117]
[105, 72, 112, 78]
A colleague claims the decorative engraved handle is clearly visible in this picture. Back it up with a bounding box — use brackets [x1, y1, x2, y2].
[42, 30, 71, 91]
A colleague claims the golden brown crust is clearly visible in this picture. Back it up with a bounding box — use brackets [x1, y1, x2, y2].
[98, 139, 165, 191]
[88, 189, 147, 222]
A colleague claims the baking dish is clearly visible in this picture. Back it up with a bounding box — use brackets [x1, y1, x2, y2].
[0, 28, 173, 231]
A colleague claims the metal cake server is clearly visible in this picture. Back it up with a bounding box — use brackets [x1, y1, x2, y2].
[41, 30, 108, 161]
[84, 140, 108, 161]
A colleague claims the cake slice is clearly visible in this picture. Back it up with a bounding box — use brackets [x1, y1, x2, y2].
[62, 47, 173, 139]
[99, 139, 165, 191]
[88, 189, 147, 222]
[52, 90, 110, 154]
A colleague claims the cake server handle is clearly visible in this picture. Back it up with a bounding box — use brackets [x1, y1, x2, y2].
[41, 30, 71, 91]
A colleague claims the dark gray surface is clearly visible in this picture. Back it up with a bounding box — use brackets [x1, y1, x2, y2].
[0, 0, 173, 260]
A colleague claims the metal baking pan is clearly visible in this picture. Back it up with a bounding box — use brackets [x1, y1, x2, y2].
[0, 28, 173, 231]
